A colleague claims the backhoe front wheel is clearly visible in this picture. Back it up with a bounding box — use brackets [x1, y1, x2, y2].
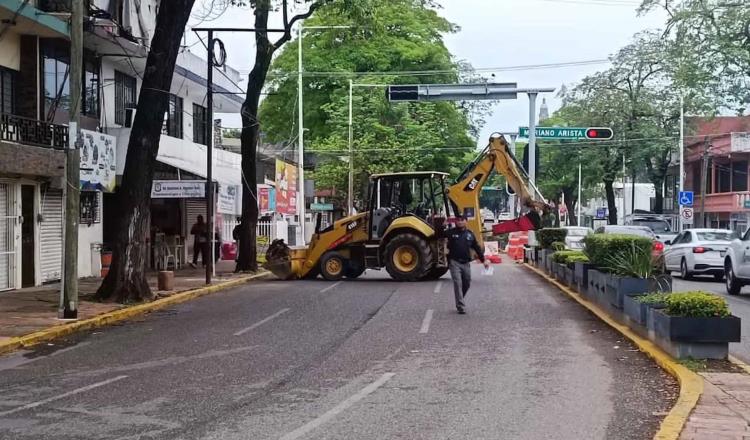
[385, 233, 433, 281]
[320, 251, 345, 281]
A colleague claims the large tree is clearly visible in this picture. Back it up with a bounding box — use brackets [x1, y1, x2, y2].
[258, 0, 478, 210]
[96, 0, 196, 302]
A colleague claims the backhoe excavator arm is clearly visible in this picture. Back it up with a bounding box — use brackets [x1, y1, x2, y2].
[446, 133, 548, 243]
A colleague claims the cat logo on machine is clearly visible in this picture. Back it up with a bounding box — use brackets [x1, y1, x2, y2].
[464, 174, 484, 192]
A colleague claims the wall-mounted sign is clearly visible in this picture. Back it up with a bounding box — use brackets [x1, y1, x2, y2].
[80, 129, 116, 192]
[218, 184, 239, 214]
[151, 180, 205, 198]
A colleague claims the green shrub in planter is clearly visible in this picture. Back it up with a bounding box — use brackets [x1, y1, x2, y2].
[583, 234, 653, 272]
[537, 228, 568, 250]
[663, 292, 729, 318]
[567, 254, 590, 265]
[637, 293, 670, 305]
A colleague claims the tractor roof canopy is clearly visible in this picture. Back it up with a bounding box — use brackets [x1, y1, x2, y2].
[369, 171, 448, 180]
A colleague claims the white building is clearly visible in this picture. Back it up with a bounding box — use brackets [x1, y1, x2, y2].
[0, 0, 245, 290]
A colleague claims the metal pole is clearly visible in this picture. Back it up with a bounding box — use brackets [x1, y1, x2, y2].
[206, 30, 214, 284]
[679, 93, 685, 231]
[528, 93, 538, 190]
[297, 25, 306, 242]
[577, 163, 582, 227]
[348, 79, 354, 215]
[62, 0, 83, 319]
[622, 153, 626, 224]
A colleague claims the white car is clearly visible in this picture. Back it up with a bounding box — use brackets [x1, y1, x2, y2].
[724, 229, 750, 295]
[562, 226, 593, 250]
[664, 229, 738, 281]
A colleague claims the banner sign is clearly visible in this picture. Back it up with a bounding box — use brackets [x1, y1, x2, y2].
[275, 159, 298, 215]
[259, 187, 277, 212]
[218, 184, 239, 215]
[80, 129, 117, 192]
[151, 180, 205, 198]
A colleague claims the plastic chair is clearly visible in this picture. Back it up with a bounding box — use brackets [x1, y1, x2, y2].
[165, 235, 183, 269]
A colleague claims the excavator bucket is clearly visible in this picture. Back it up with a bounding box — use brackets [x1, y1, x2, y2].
[263, 239, 296, 280]
[492, 211, 542, 234]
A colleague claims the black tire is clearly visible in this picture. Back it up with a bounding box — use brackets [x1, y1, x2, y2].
[384, 233, 433, 281]
[680, 259, 692, 280]
[421, 265, 449, 281]
[726, 260, 743, 296]
[320, 251, 345, 281]
[345, 259, 366, 279]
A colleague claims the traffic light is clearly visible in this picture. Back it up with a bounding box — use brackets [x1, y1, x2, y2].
[387, 85, 419, 102]
[585, 127, 614, 140]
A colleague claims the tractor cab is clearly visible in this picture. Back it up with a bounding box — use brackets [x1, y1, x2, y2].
[367, 171, 451, 241]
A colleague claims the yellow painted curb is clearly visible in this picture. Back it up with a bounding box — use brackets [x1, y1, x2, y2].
[524, 264, 702, 440]
[0, 271, 271, 356]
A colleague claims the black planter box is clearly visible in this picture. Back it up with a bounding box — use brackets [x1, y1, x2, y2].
[623, 293, 647, 327]
[604, 275, 650, 310]
[563, 266, 575, 288]
[556, 263, 567, 281]
[575, 262, 592, 296]
[653, 310, 741, 343]
[587, 269, 607, 303]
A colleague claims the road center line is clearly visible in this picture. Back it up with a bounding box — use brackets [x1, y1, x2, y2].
[279, 372, 395, 440]
[0, 375, 128, 417]
[320, 281, 342, 293]
[433, 281, 442, 293]
[419, 309, 434, 334]
[234, 308, 290, 336]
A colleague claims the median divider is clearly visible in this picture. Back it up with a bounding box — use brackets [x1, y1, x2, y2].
[0, 271, 271, 356]
[524, 263, 702, 440]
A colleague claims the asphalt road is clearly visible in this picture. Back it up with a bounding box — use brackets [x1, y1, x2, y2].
[672, 274, 750, 363]
[0, 262, 676, 440]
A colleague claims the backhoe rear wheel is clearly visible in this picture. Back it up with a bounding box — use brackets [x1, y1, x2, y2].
[385, 233, 433, 281]
[320, 251, 346, 281]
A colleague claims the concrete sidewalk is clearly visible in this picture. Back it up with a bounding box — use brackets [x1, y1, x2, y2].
[0, 260, 247, 342]
[681, 371, 750, 439]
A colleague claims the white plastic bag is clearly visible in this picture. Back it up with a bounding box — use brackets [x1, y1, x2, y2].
[482, 265, 494, 276]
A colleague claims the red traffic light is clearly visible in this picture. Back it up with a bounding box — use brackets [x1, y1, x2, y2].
[585, 127, 613, 140]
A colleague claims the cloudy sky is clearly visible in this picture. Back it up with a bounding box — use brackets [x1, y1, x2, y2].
[187, 0, 668, 146]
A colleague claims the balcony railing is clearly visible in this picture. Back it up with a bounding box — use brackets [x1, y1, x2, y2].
[0, 113, 68, 150]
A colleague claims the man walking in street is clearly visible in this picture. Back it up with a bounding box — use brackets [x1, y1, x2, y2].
[189, 215, 208, 268]
[447, 215, 489, 314]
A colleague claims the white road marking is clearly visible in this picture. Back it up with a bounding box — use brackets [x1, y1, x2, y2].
[433, 281, 442, 293]
[279, 372, 396, 440]
[234, 308, 291, 336]
[320, 281, 342, 293]
[419, 309, 434, 334]
[0, 375, 128, 417]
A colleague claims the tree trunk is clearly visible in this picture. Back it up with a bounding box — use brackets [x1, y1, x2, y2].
[563, 187, 577, 226]
[96, 0, 195, 302]
[653, 180, 664, 214]
[236, 8, 274, 272]
[604, 179, 618, 225]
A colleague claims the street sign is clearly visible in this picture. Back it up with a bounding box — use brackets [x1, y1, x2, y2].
[744, 200, 750, 209]
[387, 82, 518, 102]
[681, 207, 694, 224]
[518, 127, 614, 140]
[596, 208, 607, 219]
[310, 203, 334, 211]
[678, 191, 694, 207]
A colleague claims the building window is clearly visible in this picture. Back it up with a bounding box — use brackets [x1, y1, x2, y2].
[80, 191, 100, 224]
[42, 40, 99, 120]
[0, 67, 14, 115]
[733, 160, 748, 192]
[114, 70, 137, 125]
[193, 104, 207, 145]
[163, 94, 183, 138]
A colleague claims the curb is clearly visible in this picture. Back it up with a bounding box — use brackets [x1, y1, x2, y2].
[0, 271, 271, 356]
[524, 264, 702, 440]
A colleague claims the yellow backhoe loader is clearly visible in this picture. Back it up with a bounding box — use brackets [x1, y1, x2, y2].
[264, 133, 548, 281]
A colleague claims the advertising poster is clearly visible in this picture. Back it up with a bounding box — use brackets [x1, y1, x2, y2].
[80, 129, 116, 192]
[275, 159, 297, 215]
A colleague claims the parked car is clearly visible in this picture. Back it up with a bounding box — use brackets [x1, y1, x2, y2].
[497, 212, 513, 222]
[663, 229, 737, 280]
[723, 229, 750, 295]
[481, 209, 495, 224]
[594, 225, 665, 257]
[562, 226, 593, 249]
[625, 215, 678, 244]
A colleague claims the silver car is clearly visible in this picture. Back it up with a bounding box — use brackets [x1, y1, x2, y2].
[562, 226, 593, 250]
[664, 229, 738, 280]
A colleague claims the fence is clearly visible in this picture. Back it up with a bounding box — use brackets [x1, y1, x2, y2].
[222, 220, 276, 255]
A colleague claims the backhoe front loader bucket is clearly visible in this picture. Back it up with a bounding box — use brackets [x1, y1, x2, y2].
[492, 211, 542, 234]
[264, 239, 308, 280]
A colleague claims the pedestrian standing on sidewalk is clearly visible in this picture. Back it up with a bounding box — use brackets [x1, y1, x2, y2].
[447, 215, 489, 314]
[189, 215, 208, 268]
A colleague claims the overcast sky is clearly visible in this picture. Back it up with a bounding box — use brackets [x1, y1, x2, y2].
[187, 0, 668, 146]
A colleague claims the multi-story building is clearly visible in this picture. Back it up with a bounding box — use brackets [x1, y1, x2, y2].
[0, 0, 244, 290]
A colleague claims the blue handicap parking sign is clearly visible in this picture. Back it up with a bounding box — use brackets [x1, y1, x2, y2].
[679, 191, 694, 207]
